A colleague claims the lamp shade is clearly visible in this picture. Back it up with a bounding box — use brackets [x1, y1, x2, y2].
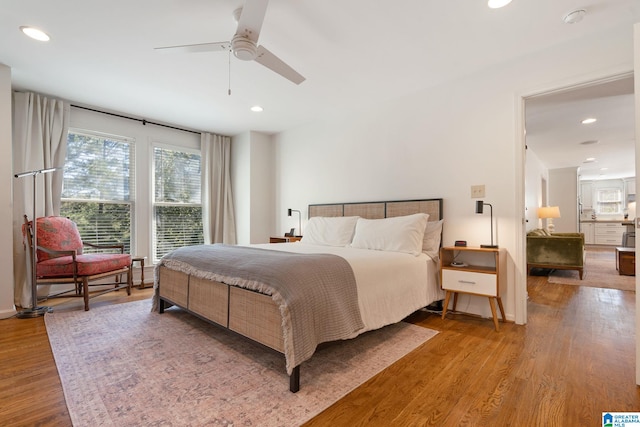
[537, 206, 561, 219]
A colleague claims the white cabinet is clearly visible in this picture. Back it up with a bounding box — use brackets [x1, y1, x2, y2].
[625, 178, 636, 197]
[594, 223, 625, 245]
[581, 222, 595, 244]
[580, 181, 594, 210]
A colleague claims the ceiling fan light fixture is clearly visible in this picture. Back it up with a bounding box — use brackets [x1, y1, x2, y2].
[20, 26, 50, 42]
[488, 0, 512, 9]
[231, 35, 257, 61]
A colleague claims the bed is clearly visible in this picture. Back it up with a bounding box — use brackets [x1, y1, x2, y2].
[154, 198, 444, 392]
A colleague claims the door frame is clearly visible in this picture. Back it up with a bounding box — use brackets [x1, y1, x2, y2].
[514, 69, 635, 326]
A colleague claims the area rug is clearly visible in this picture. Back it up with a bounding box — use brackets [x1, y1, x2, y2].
[45, 299, 438, 427]
[547, 247, 635, 291]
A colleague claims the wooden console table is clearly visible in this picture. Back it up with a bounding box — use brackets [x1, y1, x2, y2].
[616, 247, 635, 276]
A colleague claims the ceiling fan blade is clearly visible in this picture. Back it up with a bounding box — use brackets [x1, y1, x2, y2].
[254, 45, 305, 85]
[236, 0, 269, 43]
[154, 42, 230, 54]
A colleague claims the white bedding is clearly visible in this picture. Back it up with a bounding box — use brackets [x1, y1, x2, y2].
[249, 242, 444, 333]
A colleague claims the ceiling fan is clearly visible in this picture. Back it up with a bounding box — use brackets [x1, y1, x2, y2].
[154, 0, 305, 85]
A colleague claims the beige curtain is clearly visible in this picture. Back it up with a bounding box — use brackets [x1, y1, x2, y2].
[12, 92, 69, 308]
[201, 132, 236, 244]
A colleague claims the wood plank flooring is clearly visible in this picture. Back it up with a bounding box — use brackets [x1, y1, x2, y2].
[1, 248, 639, 426]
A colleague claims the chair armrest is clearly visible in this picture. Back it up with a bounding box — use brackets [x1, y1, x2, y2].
[84, 242, 125, 254]
[36, 245, 77, 259]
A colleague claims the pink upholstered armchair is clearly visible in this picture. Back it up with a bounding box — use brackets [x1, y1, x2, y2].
[23, 215, 132, 311]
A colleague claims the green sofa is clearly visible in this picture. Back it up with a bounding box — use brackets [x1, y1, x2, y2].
[527, 229, 585, 279]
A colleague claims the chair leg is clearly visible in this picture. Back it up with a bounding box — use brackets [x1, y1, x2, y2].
[126, 268, 132, 296]
[83, 277, 90, 311]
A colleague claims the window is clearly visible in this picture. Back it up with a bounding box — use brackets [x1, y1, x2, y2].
[596, 188, 622, 215]
[153, 145, 203, 261]
[61, 130, 135, 253]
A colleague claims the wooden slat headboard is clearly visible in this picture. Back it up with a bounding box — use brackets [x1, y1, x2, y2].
[308, 198, 443, 221]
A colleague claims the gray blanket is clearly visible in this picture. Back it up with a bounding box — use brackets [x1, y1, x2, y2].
[154, 244, 364, 374]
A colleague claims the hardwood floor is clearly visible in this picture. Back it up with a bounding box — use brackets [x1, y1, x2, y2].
[2, 252, 639, 426]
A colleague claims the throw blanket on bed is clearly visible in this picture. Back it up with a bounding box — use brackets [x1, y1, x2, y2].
[153, 244, 364, 374]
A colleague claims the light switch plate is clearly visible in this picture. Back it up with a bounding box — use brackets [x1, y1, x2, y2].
[471, 185, 485, 198]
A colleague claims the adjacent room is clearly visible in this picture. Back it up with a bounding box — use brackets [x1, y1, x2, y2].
[1, 1, 639, 425]
[525, 75, 636, 288]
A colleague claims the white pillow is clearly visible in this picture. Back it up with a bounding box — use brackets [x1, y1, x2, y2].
[423, 219, 444, 259]
[350, 213, 429, 255]
[301, 216, 360, 247]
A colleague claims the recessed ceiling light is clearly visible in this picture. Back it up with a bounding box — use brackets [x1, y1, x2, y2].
[584, 157, 596, 163]
[20, 26, 50, 42]
[250, 105, 263, 112]
[563, 9, 586, 24]
[581, 117, 597, 124]
[488, 0, 512, 8]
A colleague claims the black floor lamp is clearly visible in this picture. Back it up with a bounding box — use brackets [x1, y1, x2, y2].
[14, 167, 58, 318]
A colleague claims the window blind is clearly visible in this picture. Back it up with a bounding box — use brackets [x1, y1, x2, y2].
[153, 146, 203, 261]
[61, 131, 134, 253]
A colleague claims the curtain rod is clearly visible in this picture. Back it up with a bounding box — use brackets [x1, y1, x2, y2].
[71, 104, 201, 135]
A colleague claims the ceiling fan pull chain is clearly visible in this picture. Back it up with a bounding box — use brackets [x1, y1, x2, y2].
[228, 48, 232, 96]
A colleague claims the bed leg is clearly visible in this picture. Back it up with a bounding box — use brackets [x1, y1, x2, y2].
[159, 298, 165, 314]
[289, 366, 300, 393]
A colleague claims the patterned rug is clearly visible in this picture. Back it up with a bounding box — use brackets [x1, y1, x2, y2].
[547, 247, 635, 291]
[45, 299, 438, 426]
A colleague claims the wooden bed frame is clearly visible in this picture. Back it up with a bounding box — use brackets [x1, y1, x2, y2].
[158, 198, 443, 392]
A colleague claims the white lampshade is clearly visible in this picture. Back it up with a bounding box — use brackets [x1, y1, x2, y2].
[537, 206, 561, 219]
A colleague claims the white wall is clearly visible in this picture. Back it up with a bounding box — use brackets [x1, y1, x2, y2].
[0, 64, 16, 318]
[231, 132, 251, 245]
[273, 24, 635, 323]
[231, 131, 275, 245]
[633, 21, 640, 386]
[525, 148, 548, 231]
[549, 167, 579, 233]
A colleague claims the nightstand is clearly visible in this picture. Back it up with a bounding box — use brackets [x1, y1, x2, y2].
[269, 236, 302, 243]
[439, 246, 506, 331]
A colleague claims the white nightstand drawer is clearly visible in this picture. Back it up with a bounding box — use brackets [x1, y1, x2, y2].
[442, 269, 497, 296]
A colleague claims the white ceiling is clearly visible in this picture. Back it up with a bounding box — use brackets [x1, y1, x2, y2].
[1, 1, 639, 176]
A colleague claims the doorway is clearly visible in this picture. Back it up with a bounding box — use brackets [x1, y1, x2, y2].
[520, 72, 636, 323]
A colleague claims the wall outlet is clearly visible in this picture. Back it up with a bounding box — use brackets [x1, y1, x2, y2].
[471, 185, 485, 198]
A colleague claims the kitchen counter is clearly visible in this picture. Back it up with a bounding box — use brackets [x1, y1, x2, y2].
[580, 219, 629, 223]
[580, 220, 634, 245]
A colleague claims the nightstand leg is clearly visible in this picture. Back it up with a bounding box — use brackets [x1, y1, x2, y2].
[488, 297, 499, 331]
[452, 293, 459, 311]
[496, 297, 506, 322]
[441, 291, 452, 320]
